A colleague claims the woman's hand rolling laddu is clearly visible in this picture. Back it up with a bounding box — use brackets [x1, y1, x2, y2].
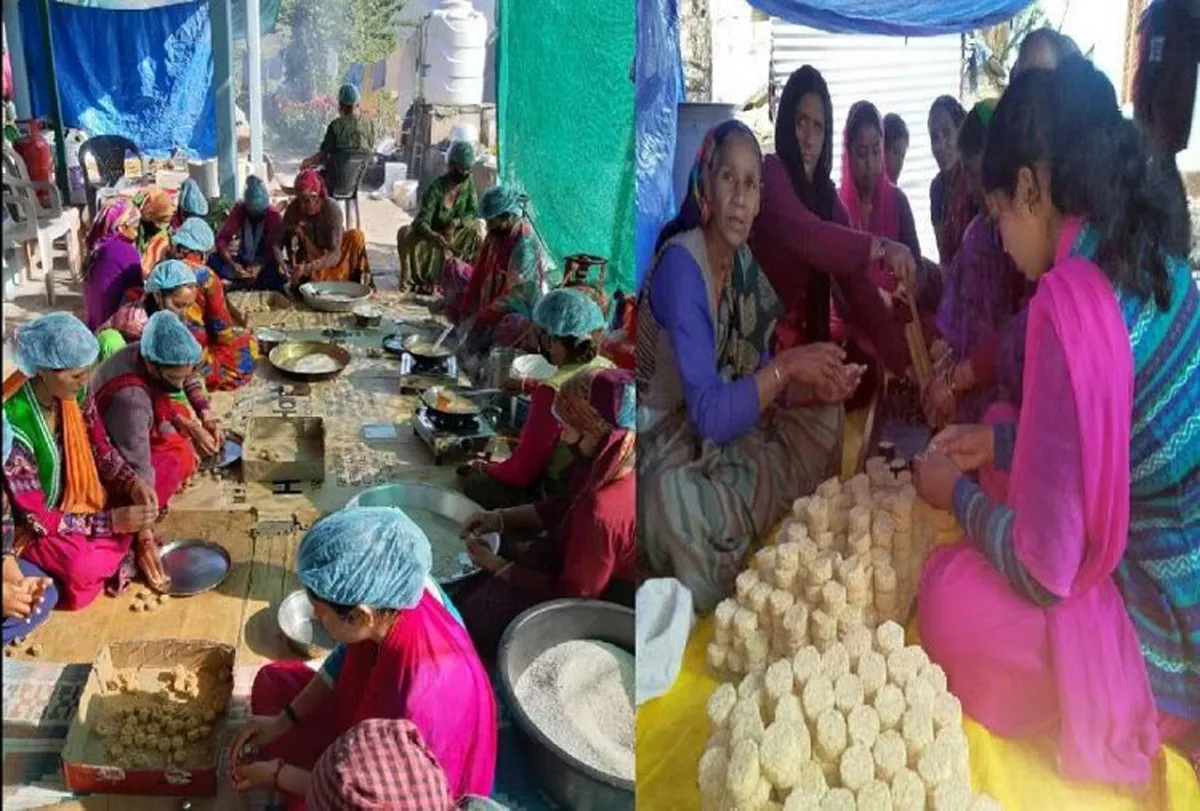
[777, 342, 846, 389]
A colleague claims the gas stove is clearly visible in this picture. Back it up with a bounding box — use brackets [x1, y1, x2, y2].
[412, 406, 496, 465]
[398, 352, 459, 394]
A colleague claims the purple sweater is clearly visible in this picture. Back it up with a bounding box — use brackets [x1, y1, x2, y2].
[83, 239, 143, 331]
[649, 246, 765, 445]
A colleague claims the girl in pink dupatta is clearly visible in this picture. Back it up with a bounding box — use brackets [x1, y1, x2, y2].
[838, 101, 922, 293]
[915, 60, 1198, 784]
[231, 507, 496, 808]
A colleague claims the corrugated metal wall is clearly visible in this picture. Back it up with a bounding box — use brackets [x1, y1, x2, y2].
[771, 23, 964, 259]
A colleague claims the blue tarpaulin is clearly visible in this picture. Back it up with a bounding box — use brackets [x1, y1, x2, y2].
[745, 0, 1032, 36]
[635, 0, 685, 287]
[20, 1, 217, 158]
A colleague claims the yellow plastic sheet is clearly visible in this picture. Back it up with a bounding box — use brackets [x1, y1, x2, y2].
[636, 618, 1200, 810]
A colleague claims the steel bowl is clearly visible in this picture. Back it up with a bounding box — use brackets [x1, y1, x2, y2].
[347, 482, 484, 584]
[352, 303, 383, 328]
[268, 341, 351, 381]
[158, 539, 232, 596]
[277, 589, 335, 659]
[299, 281, 371, 313]
[254, 328, 289, 354]
[497, 599, 636, 810]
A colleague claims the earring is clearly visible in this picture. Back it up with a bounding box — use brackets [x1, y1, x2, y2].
[700, 198, 711, 225]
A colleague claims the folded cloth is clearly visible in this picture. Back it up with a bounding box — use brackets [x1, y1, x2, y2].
[635, 578, 694, 706]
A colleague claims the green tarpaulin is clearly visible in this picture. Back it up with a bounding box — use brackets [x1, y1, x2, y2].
[496, 0, 636, 294]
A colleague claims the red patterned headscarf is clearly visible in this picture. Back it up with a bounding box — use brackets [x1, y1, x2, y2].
[307, 719, 454, 811]
[295, 169, 328, 217]
[553, 368, 636, 496]
[295, 169, 327, 197]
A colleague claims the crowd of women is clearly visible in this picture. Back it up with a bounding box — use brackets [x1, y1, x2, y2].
[637, 26, 1199, 785]
[0, 84, 640, 807]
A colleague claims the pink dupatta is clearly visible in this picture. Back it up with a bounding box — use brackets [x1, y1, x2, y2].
[1010, 218, 1159, 782]
[838, 108, 901, 292]
[333, 590, 498, 799]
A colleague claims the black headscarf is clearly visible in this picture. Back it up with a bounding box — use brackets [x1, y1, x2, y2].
[774, 66, 838, 343]
[774, 66, 838, 222]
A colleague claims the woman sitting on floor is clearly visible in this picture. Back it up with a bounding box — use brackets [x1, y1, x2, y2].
[232, 507, 497, 808]
[283, 169, 371, 289]
[443, 186, 549, 355]
[91, 313, 205, 587]
[456, 367, 637, 659]
[96, 260, 225, 459]
[171, 178, 209, 230]
[458, 288, 613, 509]
[3, 314, 159, 609]
[748, 65, 913, 377]
[637, 120, 862, 613]
[81, 198, 144, 332]
[211, 176, 287, 291]
[135, 187, 177, 277]
[236, 718, 508, 810]
[926, 101, 1031, 427]
[3, 417, 57, 645]
[915, 59, 1200, 784]
[397, 141, 482, 294]
[172, 218, 260, 391]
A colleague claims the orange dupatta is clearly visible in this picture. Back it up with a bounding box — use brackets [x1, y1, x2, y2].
[3, 372, 107, 513]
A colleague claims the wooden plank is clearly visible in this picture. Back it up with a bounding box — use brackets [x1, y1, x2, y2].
[12, 512, 255, 666]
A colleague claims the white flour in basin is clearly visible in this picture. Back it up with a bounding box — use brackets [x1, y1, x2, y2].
[292, 354, 341, 374]
[514, 639, 635, 781]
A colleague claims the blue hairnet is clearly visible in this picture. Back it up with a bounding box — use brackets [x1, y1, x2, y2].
[338, 84, 361, 105]
[3, 417, 12, 465]
[171, 217, 215, 253]
[14, 312, 99, 376]
[245, 176, 270, 214]
[532, 288, 607, 339]
[177, 178, 210, 217]
[479, 186, 523, 220]
[144, 259, 198, 293]
[448, 141, 476, 169]
[297, 507, 433, 610]
[140, 311, 202, 367]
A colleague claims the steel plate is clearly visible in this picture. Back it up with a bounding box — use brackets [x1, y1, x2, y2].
[158, 539, 232, 596]
[268, 341, 352, 381]
[277, 589, 335, 658]
[199, 432, 243, 471]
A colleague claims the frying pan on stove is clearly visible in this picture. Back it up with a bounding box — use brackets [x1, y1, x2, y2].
[419, 386, 501, 431]
[403, 333, 457, 365]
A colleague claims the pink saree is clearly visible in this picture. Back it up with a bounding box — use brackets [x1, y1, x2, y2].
[918, 219, 1160, 784]
[251, 589, 497, 808]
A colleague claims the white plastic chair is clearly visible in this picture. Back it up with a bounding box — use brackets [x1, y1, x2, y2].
[2, 191, 36, 301]
[1, 142, 83, 305]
